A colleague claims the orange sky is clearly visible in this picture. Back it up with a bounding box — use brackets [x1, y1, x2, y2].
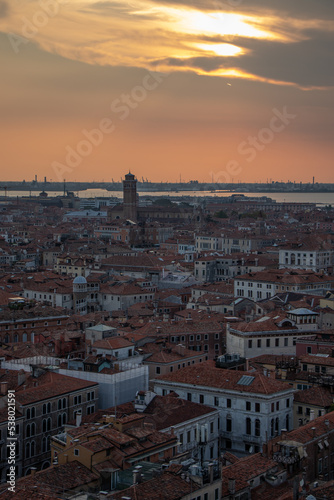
[0, 0, 333, 183]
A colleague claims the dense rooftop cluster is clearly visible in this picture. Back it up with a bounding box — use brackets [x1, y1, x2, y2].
[0, 185, 333, 498]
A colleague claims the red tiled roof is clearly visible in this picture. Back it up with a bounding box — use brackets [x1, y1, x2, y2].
[156, 360, 292, 395]
[237, 269, 334, 284]
[279, 411, 334, 444]
[221, 453, 278, 496]
[15, 372, 98, 405]
[142, 342, 202, 363]
[294, 386, 333, 407]
[0, 461, 99, 497]
[92, 337, 134, 350]
[144, 391, 217, 430]
[137, 319, 223, 335]
[110, 472, 198, 500]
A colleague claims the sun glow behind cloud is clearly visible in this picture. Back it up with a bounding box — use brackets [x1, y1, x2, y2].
[176, 11, 281, 40]
[193, 43, 244, 57]
[2, 0, 295, 83]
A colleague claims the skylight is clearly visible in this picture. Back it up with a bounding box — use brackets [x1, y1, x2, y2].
[237, 375, 255, 386]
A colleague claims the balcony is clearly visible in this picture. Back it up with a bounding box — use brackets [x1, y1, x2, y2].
[273, 452, 300, 464]
[242, 434, 262, 444]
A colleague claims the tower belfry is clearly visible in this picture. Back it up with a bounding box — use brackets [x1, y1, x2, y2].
[123, 172, 137, 221]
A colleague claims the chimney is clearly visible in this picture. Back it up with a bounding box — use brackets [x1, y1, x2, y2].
[0, 381, 8, 395]
[325, 419, 330, 428]
[311, 427, 316, 438]
[30, 467, 37, 477]
[228, 478, 236, 495]
[281, 429, 287, 440]
[76, 410, 82, 427]
[18, 370, 26, 386]
[176, 344, 185, 356]
[133, 466, 142, 485]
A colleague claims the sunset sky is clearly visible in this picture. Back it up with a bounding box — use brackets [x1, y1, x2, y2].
[0, 0, 333, 183]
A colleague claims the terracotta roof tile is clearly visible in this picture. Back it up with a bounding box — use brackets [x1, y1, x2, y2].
[156, 360, 292, 395]
[15, 372, 98, 405]
[144, 391, 217, 430]
[110, 471, 198, 500]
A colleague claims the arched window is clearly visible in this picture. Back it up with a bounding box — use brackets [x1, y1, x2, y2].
[58, 400, 62, 410]
[275, 417, 279, 433]
[47, 435, 51, 451]
[4, 334, 9, 343]
[62, 413, 67, 425]
[271, 418, 274, 437]
[255, 419, 260, 437]
[62, 398, 66, 409]
[246, 417, 251, 435]
[286, 414, 290, 432]
[26, 424, 31, 438]
[42, 437, 47, 453]
[31, 407, 36, 418]
[57, 414, 62, 428]
[47, 402, 51, 413]
[42, 419, 47, 433]
[31, 423, 36, 436]
[47, 417, 51, 431]
[13, 334, 18, 343]
[22, 333, 27, 342]
[43, 404, 47, 415]
[31, 441, 35, 457]
[26, 409, 31, 420]
[25, 442, 30, 459]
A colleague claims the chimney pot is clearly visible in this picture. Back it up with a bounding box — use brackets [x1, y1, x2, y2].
[0, 381, 8, 395]
[30, 467, 37, 477]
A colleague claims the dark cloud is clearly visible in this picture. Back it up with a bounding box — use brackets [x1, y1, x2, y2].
[153, 27, 334, 88]
[152, 55, 230, 72]
[235, 30, 334, 88]
[0, 0, 9, 18]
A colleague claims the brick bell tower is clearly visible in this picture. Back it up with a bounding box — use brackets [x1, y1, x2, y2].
[123, 172, 137, 221]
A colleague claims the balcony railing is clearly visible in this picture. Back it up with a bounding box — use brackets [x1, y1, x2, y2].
[242, 434, 262, 443]
[273, 452, 299, 464]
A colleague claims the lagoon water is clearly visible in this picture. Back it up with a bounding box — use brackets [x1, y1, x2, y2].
[3, 189, 334, 206]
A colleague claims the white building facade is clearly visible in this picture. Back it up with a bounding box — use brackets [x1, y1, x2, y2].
[153, 367, 295, 457]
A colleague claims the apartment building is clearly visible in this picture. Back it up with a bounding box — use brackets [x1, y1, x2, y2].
[279, 243, 333, 273]
[226, 314, 316, 359]
[153, 361, 295, 456]
[234, 269, 334, 302]
[0, 368, 98, 479]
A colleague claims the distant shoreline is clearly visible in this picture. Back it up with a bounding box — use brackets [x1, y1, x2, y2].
[0, 181, 333, 195]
